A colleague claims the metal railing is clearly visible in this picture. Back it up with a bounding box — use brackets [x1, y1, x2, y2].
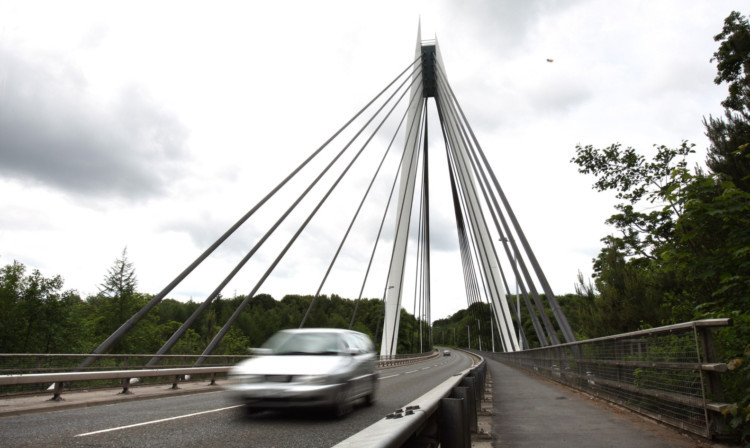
[0, 350, 441, 400]
[335, 349, 486, 448]
[485, 318, 732, 438]
[377, 349, 441, 367]
[0, 354, 252, 397]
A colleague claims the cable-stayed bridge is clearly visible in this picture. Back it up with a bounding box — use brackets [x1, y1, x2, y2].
[0, 30, 735, 447]
[80, 27, 574, 365]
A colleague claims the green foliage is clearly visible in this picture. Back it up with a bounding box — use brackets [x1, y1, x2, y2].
[569, 10, 750, 441]
[712, 11, 750, 116]
[0, 261, 87, 353]
[571, 141, 694, 261]
[705, 11, 750, 193]
[432, 302, 494, 350]
[723, 343, 750, 443]
[0, 258, 403, 357]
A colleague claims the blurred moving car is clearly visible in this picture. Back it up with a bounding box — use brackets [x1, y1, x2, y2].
[443, 349, 451, 356]
[227, 328, 377, 417]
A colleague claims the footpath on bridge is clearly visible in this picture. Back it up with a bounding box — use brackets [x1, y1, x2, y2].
[486, 358, 724, 448]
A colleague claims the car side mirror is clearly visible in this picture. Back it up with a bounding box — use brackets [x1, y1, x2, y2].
[344, 347, 359, 356]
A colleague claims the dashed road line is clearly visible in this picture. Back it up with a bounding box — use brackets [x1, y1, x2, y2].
[75, 405, 243, 437]
[378, 374, 400, 380]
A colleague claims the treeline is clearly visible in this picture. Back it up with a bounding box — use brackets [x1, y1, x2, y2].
[0, 256, 427, 356]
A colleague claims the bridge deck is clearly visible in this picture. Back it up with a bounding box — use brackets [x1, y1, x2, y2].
[486, 358, 715, 447]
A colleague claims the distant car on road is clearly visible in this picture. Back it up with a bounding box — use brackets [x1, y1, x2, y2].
[443, 349, 451, 356]
[227, 328, 377, 417]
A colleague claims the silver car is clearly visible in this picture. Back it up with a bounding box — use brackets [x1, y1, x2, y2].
[227, 328, 377, 416]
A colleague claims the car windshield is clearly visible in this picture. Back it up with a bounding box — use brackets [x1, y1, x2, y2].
[262, 332, 342, 355]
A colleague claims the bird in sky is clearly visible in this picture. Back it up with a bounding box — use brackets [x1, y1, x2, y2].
[546, 58, 554, 63]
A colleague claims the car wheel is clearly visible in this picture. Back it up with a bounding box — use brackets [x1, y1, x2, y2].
[332, 385, 353, 418]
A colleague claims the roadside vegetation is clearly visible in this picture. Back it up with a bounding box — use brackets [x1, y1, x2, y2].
[0, 250, 424, 356]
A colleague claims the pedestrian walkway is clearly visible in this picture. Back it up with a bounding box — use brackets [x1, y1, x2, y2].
[486, 359, 723, 448]
[0, 381, 218, 417]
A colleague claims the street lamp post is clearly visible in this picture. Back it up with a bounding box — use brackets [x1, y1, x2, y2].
[477, 319, 482, 351]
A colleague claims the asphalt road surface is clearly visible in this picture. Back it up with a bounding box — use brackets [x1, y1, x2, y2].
[0, 350, 472, 447]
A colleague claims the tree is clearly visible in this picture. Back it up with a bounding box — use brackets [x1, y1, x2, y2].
[98, 247, 137, 323]
[92, 248, 149, 353]
[705, 11, 750, 192]
[571, 142, 694, 262]
[0, 261, 86, 353]
[712, 11, 750, 116]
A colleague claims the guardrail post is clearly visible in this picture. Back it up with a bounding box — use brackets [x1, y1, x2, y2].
[209, 372, 217, 386]
[452, 384, 477, 434]
[50, 381, 64, 401]
[461, 375, 480, 414]
[119, 377, 132, 395]
[440, 397, 469, 448]
[171, 375, 180, 389]
[468, 363, 486, 406]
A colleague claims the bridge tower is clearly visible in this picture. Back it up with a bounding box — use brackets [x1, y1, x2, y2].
[380, 28, 521, 355]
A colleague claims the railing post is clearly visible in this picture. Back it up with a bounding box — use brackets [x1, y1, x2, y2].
[696, 325, 728, 437]
[440, 397, 469, 448]
[49, 381, 64, 401]
[119, 377, 132, 395]
[453, 383, 477, 433]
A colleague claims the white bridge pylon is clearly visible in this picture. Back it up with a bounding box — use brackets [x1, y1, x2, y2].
[380, 29, 520, 355]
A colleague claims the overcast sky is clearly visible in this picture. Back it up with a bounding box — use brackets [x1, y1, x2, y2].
[1, 0, 745, 322]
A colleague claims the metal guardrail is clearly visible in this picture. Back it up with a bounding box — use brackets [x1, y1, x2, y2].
[377, 350, 441, 368]
[0, 350, 441, 400]
[335, 349, 486, 448]
[484, 318, 732, 439]
[0, 366, 233, 400]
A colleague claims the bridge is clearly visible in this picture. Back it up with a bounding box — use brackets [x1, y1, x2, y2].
[0, 30, 736, 446]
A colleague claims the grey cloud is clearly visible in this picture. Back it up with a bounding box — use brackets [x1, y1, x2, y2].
[442, 0, 585, 55]
[0, 48, 189, 200]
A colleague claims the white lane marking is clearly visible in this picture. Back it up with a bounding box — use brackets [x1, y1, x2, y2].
[405, 369, 419, 374]
[378, 374, 400, 380]
[420, 367, 430, 370]
[75, 405, 243, 437]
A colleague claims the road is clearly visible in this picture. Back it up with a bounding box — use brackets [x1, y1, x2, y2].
[0, 350, 472, 447]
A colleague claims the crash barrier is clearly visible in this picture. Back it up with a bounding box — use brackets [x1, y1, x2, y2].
[0, 350, 439, 400]
[377, 349, 441, 368]
[0, 366, 233, 400]
[335, 350, 487, 448]
[0, 353, 251, 399]
[484, 318, 733, 439]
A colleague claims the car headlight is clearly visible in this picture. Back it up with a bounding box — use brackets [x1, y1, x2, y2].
[293, 375, 330, 385]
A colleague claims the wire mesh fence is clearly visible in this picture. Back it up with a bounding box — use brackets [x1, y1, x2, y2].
[485, 319, 732, 438]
